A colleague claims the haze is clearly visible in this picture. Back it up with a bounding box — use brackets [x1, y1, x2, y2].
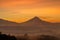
[0, 0, 60, 23]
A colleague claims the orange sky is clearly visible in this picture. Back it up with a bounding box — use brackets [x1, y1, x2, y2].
[0, 0, 60, 23]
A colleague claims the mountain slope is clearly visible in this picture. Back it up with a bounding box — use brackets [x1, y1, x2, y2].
[0, 19, 19, 26]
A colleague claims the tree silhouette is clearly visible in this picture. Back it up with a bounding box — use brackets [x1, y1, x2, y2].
[0, 32, 17, 40]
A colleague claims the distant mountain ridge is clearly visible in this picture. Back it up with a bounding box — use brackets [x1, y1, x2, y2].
[0, 17, 60, 35]
[0, 17, 60, 25]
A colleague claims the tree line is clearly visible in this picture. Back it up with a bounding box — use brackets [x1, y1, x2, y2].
[0, 32, 60, 40]
[0, 32, 17, 40]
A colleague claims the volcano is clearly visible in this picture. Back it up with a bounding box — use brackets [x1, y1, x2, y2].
[19, 16, 51, 27]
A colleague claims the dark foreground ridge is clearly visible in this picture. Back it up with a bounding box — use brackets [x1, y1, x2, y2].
[0, 32, 60, 40]
[0, 32, 17, 40]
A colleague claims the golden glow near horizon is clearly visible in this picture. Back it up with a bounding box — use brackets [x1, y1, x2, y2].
[0, 0, 60, 23]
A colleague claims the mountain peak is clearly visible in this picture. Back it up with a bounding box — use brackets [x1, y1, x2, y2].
[25, 16, 42, 23]
[31, 16, 42, 21]
[33, 16, 40, 19]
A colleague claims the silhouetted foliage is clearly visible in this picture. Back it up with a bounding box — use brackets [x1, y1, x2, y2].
[37, 35, 59, 40]
[0, 32, 17, 40]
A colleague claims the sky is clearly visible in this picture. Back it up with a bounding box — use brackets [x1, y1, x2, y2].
[0, 0, 60, 23]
